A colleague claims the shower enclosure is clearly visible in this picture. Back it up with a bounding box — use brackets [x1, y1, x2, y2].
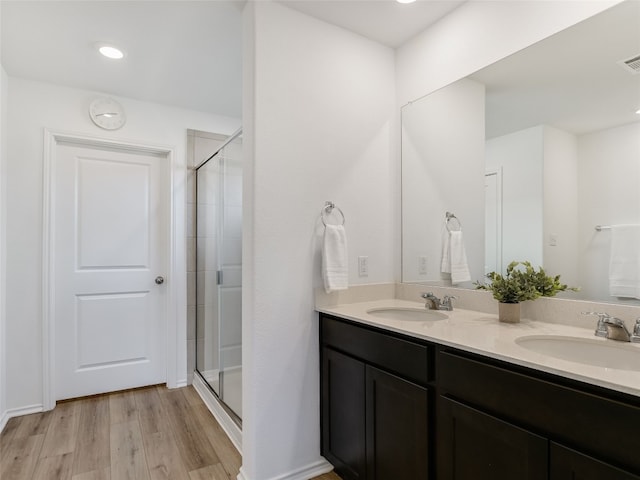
[193, 128, 243, 424]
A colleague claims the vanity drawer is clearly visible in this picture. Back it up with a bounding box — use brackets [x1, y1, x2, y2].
[437, 347, 640, 473]
[320, 314, 432, 385]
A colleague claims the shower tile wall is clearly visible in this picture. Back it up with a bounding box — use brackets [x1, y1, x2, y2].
[186, 130, 226, 383]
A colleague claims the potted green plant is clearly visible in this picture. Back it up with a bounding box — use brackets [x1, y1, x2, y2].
[475, 261, 577, 323]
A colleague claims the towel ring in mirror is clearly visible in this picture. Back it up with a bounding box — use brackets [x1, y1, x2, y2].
[445, 211, 462, 232]
[322, 201, 346, 226]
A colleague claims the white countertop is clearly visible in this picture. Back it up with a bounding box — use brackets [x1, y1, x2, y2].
[318, 299, 640, 398]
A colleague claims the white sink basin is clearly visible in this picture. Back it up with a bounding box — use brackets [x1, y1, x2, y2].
[515, 335, 640, 371]
[366, 307, 448, 321]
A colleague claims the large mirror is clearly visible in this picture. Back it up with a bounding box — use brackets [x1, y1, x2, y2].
[401, 0, 640, 304]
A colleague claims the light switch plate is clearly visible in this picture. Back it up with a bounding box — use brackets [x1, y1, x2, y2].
[418, 256, 428, 275]
[358, 256, 369, 276]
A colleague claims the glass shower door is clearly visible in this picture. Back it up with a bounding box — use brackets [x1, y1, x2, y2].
[216, 137, 242, 419]
[195, 132, 242, 422]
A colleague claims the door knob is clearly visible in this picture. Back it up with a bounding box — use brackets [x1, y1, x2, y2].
[155, 276, 165, 285]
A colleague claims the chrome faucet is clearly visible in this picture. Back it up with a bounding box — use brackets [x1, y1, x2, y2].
[421, 292, 457, 311]
[583, 312, 632, 342]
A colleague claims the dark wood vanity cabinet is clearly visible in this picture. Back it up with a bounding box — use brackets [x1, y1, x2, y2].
[322, 347, 367, 479]
[365, 365, 429, 479]
[320, 313, 640, 480]
[320, 314, 431, 480]
[437, 396, 548, 479]
[550, 443, 640, 480]
[437, 347, 640, 480]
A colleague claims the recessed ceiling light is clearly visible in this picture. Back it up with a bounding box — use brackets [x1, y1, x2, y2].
[396, 0, 417, 3]
[98, 45, 124, 60]
[636, 108, 640, 115]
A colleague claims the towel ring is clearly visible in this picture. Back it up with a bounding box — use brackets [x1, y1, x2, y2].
[445, 211, 462, 232]
[321, 201, 345, 226]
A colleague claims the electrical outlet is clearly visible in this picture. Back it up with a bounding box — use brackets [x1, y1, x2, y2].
[418, 256, 428, 275]
[358, 256, 369, 276]
[549, 234, 558, 247]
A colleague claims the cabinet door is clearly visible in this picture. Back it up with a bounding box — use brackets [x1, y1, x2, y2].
[437, 396, 548, 480]
[551, 443, 640, 480]
[366, 366, 429, 480]
[322, 347, 366, 480]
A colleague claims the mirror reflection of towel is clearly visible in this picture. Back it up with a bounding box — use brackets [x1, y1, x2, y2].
[323, 224, 348, 293]
[609, 225, 640, 299]
[441, 230, 471, 285]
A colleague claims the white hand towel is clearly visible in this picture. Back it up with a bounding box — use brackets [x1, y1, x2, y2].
[441, 230, 471, 285]
[609, 225, 640, 299]
[441, 228, 451, 274]
[323, 224, 348, 293]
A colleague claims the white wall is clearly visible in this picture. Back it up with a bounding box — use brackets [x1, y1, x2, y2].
[484, 125, 580, 284]
[0, 62, 7, 430]
[396, 0, 622, 106]
[242, 1, 396, 479]
[543, 126, 579, 286]
[4, 77, 239, 411]
[578, 122, 640, 303]
[402, 78, 485, 285]
[486, 126, 544, 269]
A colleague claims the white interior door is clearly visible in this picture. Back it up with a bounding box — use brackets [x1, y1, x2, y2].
[53, 141, 167, 400]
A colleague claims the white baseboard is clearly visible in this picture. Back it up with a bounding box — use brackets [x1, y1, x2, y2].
[175, 378, 188, 388]
[192, 374, 242, 453]
[0, 410, 8, 433]
[237, 459, 334, 480]
[0, 404, 45, 433]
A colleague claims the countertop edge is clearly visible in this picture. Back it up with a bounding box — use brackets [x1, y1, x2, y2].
[317, 300, 640, 399]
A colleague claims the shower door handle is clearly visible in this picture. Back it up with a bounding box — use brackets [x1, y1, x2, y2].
[155, 276, 165, 285]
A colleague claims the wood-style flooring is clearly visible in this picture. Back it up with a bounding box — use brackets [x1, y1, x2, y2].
[0, 385, 341, 480]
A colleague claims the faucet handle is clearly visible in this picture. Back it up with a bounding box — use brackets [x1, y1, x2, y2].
[632, 318, 640, 343]
[603, 316, 626, 328]
[582, 311, 609, 337]
[441, 295, 458, 311]
[421, 292, 441, 310]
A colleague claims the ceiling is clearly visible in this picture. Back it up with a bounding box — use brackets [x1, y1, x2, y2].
[7, 0, 632, 135]
[280, 0, 464, 47]
[1, 1, 244, 118]
[0, 0, 463, 119]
